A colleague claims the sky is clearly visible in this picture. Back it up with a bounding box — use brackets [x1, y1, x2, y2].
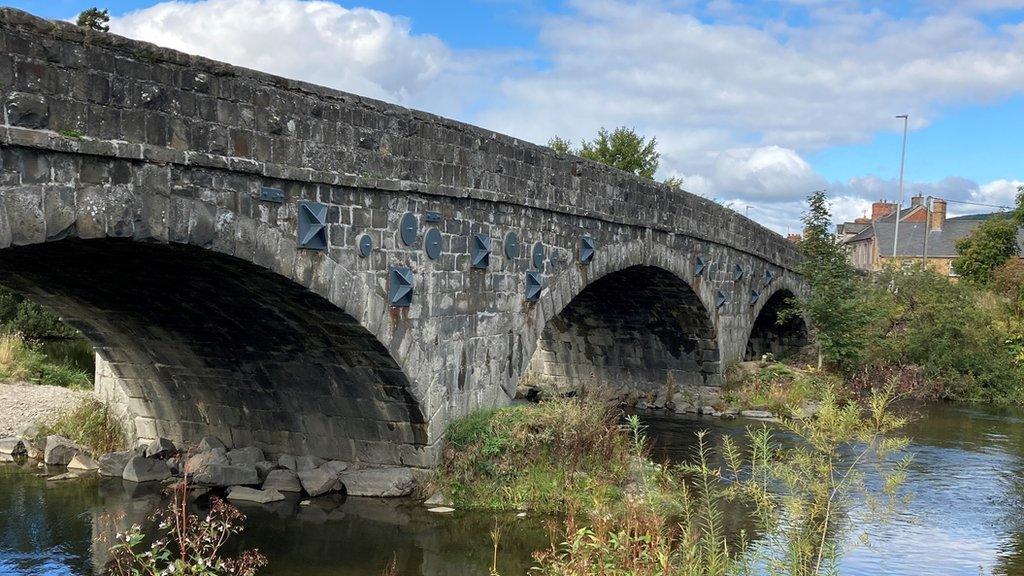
[12, 0, 1024, 234]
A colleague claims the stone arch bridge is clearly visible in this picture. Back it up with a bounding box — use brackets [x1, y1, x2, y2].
[0, 9, 806, 467]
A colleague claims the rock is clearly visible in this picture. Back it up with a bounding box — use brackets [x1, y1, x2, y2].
[299, 499, 311, 506]
[5, 92, 49, 129]
[255, 460, 277, 481]
[47, 472, 86, 482]
[192, 463, 259, 487]
[339, 467, 416, 498]
[122, 456, 171, 483]
[43, 436, 86, 466]
[278, 454, 297, 471]
[184, 448, 229, 475]
[321, 460, 348, 476]
[297, 467, 340, 497]
[698, 406, 716, 416]
[99, 452, 132, 477]
[428, 507, 455, 513]
[15, 422, 41, 439]
[227, 486, 285, 504]
[424, 492, 452, 507]
[227, 446, 264, 466]
[0, 437, 26, 456]
[67, 453, 99, 471]
[198, 436, 226, 452]
[673, 402, 695, 414]
[740, 410, 774, 419]
[263, 469, 302, 492]
[144, 437, 176, 459]
[295, 455, 323, 471]
[516, 512, 527, 518]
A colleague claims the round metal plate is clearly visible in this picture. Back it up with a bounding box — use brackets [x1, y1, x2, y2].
[425, 228, 442, 260]
[400, 212, 418, 246]
[358, 234, 372, 258]
[532, 242, 545, 269]
[504, 231, 520, 259]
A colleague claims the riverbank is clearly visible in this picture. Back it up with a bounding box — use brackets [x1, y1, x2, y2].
[0, 382, 88, 436]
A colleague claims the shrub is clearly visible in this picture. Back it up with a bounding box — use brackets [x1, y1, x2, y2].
[40, 399, 126, 454]
[0, 287, 78, 340]
[0, 333, 92, 388]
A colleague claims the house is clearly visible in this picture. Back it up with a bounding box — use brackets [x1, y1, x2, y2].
[838, 195, 1024, 276]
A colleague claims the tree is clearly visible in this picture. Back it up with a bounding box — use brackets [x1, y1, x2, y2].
[792, 190, 876, 371]
[952, 215, 1019, 285]
[547, 136, 573, 155]
[579, 126, 660, 179]
[663, 176, 684, 191]
[76, 8, 110, 32]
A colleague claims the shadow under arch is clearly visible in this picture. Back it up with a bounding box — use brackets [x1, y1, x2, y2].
[526, 265, 720, 402]
[0, 238, 427, 466]
[744, 288, 808, 361]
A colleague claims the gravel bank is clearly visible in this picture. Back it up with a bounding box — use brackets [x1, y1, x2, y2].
[0, 383, 89, 436]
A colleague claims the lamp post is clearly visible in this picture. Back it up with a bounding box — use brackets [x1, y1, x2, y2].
[893, 114, 909, 260]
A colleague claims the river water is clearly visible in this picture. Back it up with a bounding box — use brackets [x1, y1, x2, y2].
[3, 403, 1024, 575]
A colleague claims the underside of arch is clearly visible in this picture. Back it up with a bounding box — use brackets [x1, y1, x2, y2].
[526, 265, 720, 402]
[745, 289, 808, 361]
[0, 239, 427, 466]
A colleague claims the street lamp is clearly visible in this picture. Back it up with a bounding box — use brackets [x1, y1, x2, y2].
[893, 114, 909, 259]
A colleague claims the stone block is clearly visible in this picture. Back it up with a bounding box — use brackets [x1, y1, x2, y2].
[122, 456, 171, 483]
[68, 453, 99, 471]
[263, 469, 302, 493]
[43, 435, 86, 466]
[99, 451, 132, 477]
[339, 467, 416, 498]
[227, 486, 285, 504]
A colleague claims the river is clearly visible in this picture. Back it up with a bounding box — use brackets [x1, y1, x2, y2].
[3, 403, 1024, 575]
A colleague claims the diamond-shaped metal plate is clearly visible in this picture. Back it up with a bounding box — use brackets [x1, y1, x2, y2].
[525, 271, 543, 301]
[749, 290, 760, 305]
[715, 290, 728, 309]
[694, 256, 706, 276]
[579, 236, 595, 265]
[298, 201, 327, 251]
[358, 234, 372, 258]
[400, 212, 418, 246]
[425, 228, 442, 260]
[472, 234, 491, 269]
[762, 269, 775, 287]
[389, 267, 414, 307]
[504, 231, 520, 259]
[733, 264, 745, 281]
[260, 186, 284, 203]
[532, 242, 545, 269]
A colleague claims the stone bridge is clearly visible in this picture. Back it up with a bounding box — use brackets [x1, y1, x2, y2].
[0, 9, 806, 468]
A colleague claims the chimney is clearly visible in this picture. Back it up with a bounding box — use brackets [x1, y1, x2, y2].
[930, 198, 946, 231]
[854, 217, 870, 224]
[911, 194, 925, 208]
[786, 233, 802, 243]
[872, 201, 897, 221]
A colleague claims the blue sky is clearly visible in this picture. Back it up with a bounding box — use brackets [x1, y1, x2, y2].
[11, 0, 1024, 230]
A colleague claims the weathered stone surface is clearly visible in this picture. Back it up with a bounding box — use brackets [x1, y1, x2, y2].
[227, 446, 264, 466]
[198, 436, 226, 452]
[278, 454, 297, 471]
[255, 460, 277, 481]
[144, 437, 176, 458]
[263, 468, 302, 492]
[122, 456, 171, 483]
[43, 436, 85, 466]
[5, 92, 48, 129]
[321, 460, 348, 476]
[295, 455, 323, 472]
[340, 467, 416, 498]
[297, 467, 340, 497]
[192, 463, 259, 487]
[740, 410, 774, 419]
[227, 486, 285, 504]
[184, 448, 228, 475]
[0, 437, 25, 456]
[67, 453, 99, 471]
[423, 492, 452, 507]
[98, 451, 132, 477]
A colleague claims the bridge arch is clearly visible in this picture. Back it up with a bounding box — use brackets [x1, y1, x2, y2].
[743, 286, 809, 361]
[521, 240, 721, 402]
[0, 174, 431, 466]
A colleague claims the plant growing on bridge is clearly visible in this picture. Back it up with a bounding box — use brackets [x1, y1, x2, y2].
[76, 8, 110, 32]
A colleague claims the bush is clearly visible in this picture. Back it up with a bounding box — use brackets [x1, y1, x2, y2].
[438, 398, 635, 514]
[39, 399, 126, 454]
[0, 287, 77, 340]
[0, 333, 92, 388]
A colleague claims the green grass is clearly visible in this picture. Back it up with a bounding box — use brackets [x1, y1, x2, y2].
[39, 399, 126, 454]
[436, 399, 637, 515]
[0, 333, 92, 389]
[723, 362, 841, 416]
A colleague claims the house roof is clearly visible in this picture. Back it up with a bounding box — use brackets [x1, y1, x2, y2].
[855, 212, 1024, 257]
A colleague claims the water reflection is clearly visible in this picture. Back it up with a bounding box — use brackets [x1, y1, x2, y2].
[4, 403, 1024, 575]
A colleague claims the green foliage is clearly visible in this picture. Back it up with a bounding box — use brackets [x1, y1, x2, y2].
[953, 215, 1019, 285]
[109, 482, 266, 576]
[0, 333, 92, 389]
[793, 191, 878, 372]
[437, 399, 635, 514]
[663, 176, 685, 191]
[76, 8, 110, 32]
[0, 287, 77, 340]
[724, 363, 842, 416]
[39, 399, 126, 454]
[547, 136, 574, 155]
[579, 127, 660, 179]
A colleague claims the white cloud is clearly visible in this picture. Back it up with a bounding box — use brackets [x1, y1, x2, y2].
[111, 0, 452, 106]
